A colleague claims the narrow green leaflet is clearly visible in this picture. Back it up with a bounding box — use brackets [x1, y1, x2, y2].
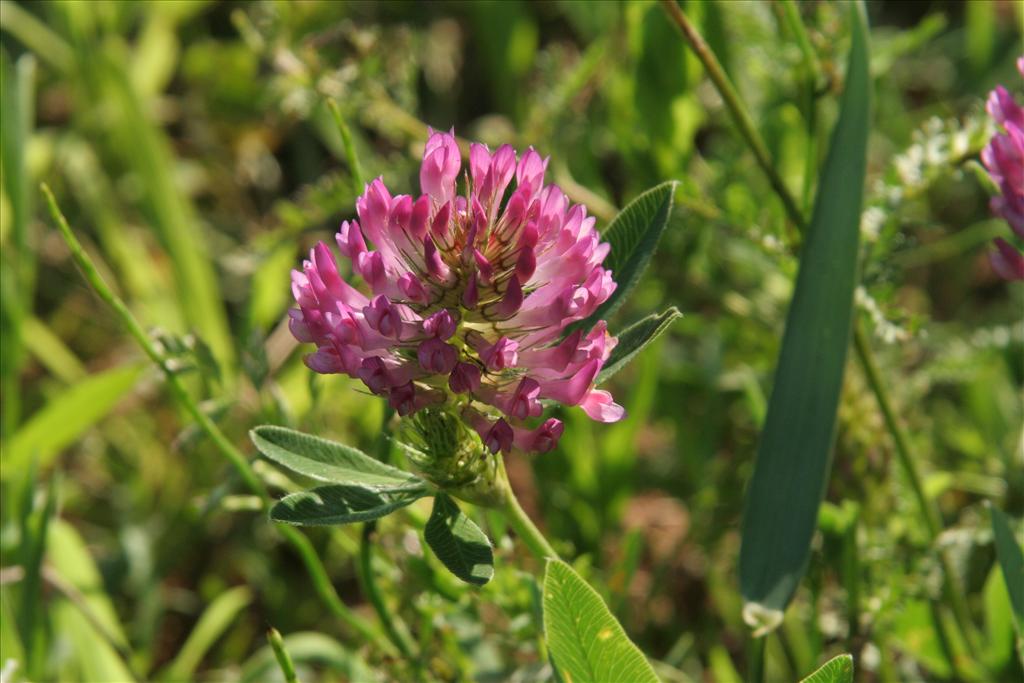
[160, 586, 252, 682]
[3, 363, 144, 475]
[585, 181, 677, 325]
[424, 494, 494, 586]
[990, 505, 1024, 635]
[800, 654, 854, 683]
[270, 485, 425, 526]
[543, 559, 660, 683]
[596, 307, 682, 385]
[739, 3, 871, 630]
[251, 425, 427, 491]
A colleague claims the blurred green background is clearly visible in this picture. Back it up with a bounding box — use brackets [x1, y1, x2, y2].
[0, 1, 1021, 681]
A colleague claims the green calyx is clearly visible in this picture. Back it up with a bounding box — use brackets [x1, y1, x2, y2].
[396, 407, 507, 508]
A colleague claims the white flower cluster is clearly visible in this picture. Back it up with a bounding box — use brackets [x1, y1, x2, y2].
[860, 112, 993, 245]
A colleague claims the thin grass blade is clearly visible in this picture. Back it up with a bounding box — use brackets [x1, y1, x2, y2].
[160, 586, 252, 682]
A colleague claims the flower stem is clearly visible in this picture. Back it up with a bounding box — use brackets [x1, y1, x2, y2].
[497, 457, 560, 562]
[42, 184, 394, 656]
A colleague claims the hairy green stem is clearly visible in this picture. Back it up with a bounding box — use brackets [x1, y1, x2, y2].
[42, 184, 393, 655]
[661, 1, 983, 672]
[660, 0, 804, 241]
[496, 457, 560, 562]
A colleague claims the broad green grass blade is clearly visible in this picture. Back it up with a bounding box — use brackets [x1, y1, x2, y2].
[160, 586, 252, 682]
[17, 470, 55, 680]
[251, 426, 427, 490]
[424, 494, 494, 586]
[800, 654, 854, 683]
[248, 241, 297, 331]
[0, 587, 24, 674]
[990, 505, 1023, 645]
[48, 520, 131, 649]
[0, 51, 35, 297]
[1, 50, 36, 438]
[54, 603, 135, 683]
[983, 565, 1015, 671]
[271, 485, 426, 526]
[48, 519, 134, 682]
[738, 3, 871, 630]
[2, 363, 144, 476]
[543, 559, 660, 683]
[0, 2, 72, 73]
[597, 307, 682, 385]
[240, 632, 378, 683]
[21, 316, 87, 382]
[583, 181, 677, 327]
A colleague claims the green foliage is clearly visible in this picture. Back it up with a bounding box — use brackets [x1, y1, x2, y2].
[251, 425, 427, 491]
[597, 307, 683, 385]
[990, 505, 1024, 653]
[1, 1, 1021, 681]
[48, 519, 135, 682]
[3, 363, 144, 475]
[270, 485, 426, 526]
[800, 654, 854, 683]
[239, 632, 377, 683]
[587, 180, 678, 324]
[739, 2, 871, 625]
[543, 559, 659, 683]
[423, 494, 494, 587]
[160, 586, 252, 682]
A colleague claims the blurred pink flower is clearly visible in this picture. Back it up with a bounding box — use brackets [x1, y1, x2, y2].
[981, 57, 1024, 280]
[289, 130, 624, 454]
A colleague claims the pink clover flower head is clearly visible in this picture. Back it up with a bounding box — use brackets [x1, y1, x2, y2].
[981, 57, 1024, 280]
[289, 129, 625, 454]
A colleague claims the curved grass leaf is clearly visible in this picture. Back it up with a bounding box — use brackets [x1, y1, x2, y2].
[270, 485, 425, 526]
[800, 654, 854, 683]
[3, 363, 144, 476]
[424, 494, 494, 586]
[240, 631, 378, 683]
[160, 586, 252, 682]
[251, 425, 427, 491]
[586, 181, 677, 325]
[597, 307, 682, 385]
[990, 505, 1024, 641]
[739, 3, 871, 629]
[48, 520, 133, 682]
[543, 559, 659, 683]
